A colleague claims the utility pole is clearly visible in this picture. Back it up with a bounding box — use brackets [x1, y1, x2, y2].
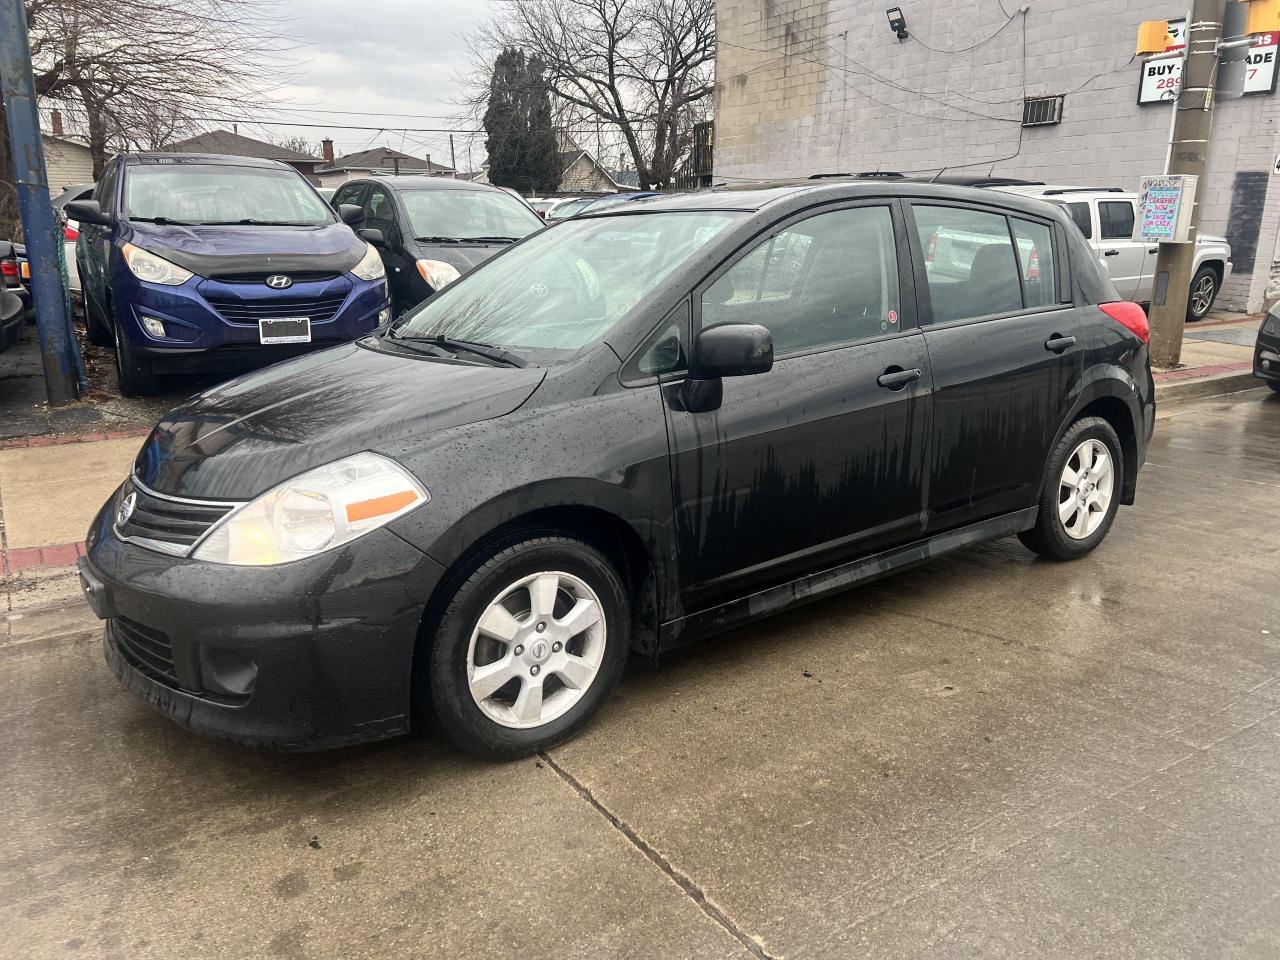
[1147, 0, 1227, 369]
[449, 134, 457, 178]
[0, 0, 82, 404]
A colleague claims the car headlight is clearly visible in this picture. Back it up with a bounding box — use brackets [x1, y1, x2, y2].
[122, 243, 193, 285]
[416, 259, 461, 290]
[192, 452, 428, 566]
[351, 242, 385, 281]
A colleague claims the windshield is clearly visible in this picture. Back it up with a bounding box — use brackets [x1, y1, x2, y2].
[392, 211, 740, 365]
[546, 197, 595, 221]
[123, 164, 334, 225]
[401, 188, 542, 240]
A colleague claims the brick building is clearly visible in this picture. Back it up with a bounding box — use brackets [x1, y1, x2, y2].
[714, 0, 1280, 311]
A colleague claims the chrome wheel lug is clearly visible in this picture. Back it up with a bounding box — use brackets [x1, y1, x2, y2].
[514, 644, 524, 656]
[535, 622, 547, 633]
[530, 665, 540, 676]
[552, 641, 562, 652]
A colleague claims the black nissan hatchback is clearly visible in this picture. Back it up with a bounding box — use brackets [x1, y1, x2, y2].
[79, 180, 1155, 757]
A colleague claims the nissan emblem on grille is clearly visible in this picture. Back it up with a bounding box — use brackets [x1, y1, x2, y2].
[117, 491, 137, 526]
[265, 274, 293, 289]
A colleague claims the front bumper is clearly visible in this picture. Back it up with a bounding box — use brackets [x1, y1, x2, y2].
[82, 498, 445, 751]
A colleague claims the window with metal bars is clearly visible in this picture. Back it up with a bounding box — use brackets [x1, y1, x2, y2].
[1022, 96, 1065, 127]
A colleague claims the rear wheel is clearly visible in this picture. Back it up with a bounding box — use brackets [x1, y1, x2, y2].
[1186, 266, 1219, 322]
[1018, 417, 1123, 561]
[427, 534, 629, 759]
[84, 294, 112, 346]
[112, 319, 158, 396]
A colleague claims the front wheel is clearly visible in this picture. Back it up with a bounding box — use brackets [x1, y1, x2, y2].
[427, 534, 629, 759]
[1019, 417, 1124, 561]
[113, 320, 158, 396]
[1268, 380, 1280, 394]
[1186, 266, 1219, 322]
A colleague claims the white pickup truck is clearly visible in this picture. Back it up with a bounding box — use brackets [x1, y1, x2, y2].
[997, 185, 1233, 321]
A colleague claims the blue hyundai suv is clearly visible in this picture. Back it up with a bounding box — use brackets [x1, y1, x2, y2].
[69, 153, 391, 395]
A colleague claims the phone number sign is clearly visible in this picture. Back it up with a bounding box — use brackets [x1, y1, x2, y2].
[1138, 24, 1279, 104]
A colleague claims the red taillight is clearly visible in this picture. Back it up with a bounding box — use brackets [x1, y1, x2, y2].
[1027, 246, 1040, 281]
[1100, 301, 1149, 343]
[926, 232, 938, 262]
[63, 224, 79, 242]
[0, 260, 16, 278]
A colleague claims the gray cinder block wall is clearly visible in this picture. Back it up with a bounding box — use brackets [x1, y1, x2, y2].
[714, 0, 1280, 311]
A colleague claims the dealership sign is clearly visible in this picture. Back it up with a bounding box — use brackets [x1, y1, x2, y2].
[1138, 19, 1278, 104]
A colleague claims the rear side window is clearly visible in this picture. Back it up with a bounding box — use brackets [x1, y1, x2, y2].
[702, 206, 902, 355]
[1064, 202, 1092, 239]
[1010, 218, 1057, 309]
[96, 161, 119, 212]
[914, 205, 1023, 323]
[1098, 201, 1136, 240]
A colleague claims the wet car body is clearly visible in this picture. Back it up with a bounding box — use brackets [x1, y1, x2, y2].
[1255, 307, 1280, 391]
[81, 180, 1155, 752]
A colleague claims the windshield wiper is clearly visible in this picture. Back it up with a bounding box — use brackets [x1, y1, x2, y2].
[389, 332, 527, 368]
[458, 236, 519, 244]
[414, 235, 467, 244]
[128, 215, 193, 226]
[201, 218, 316, 226]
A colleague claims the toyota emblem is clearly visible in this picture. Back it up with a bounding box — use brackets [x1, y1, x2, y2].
[265, 274, 293, 289]
[530, 282, 548, 298]
[117, 491, 137, 526]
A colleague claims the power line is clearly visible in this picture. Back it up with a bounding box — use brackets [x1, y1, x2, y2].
[908, 10, 1020, 54]
[181, 116, 484, 133]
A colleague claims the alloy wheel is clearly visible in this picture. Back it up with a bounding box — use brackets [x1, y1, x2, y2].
[1190, 275, 1216, 317]
[1058, 439, 1114, 540]
[466, 570, 607, 729]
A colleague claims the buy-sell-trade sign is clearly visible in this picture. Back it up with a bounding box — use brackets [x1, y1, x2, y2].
[1138, 18, 1278, 104]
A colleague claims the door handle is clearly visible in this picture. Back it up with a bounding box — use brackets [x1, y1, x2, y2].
[877, 367, 921, 390]
[1148, 247, 1159, 255]
[1045, 335, 1076, 354]
[1104, 249, 1120, 257]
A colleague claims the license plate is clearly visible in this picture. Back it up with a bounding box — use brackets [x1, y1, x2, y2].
[258, 317, 311, 345]
[19, 261, 29, 280]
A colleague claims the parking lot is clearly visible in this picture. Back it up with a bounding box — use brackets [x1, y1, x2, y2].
[1, 386, 1277, 959]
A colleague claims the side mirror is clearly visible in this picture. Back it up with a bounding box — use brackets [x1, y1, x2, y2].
[358, 227, 385, 246]
[691, 323, 773, 378]
[65, 199, 112, 227]
[338, 203, 365, 226]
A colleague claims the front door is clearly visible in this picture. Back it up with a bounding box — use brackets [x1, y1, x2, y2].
[663, 202, 931, 612]
[360, 185, 412, 313]
[907, 202, 1084, 533]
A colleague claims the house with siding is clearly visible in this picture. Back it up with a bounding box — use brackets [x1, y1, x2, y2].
[165, 129, 323, 182]
[42, 110, 94, 190]
[315, 142, 454, 187]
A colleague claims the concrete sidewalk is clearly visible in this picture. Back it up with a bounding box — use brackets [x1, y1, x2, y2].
[1154, 310, 1263, 402]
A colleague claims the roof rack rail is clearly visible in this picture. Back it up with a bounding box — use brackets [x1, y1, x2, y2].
[1042, 186, 1126, 195]
[807, 172, 853, 179]
[855, 171, 906, 179]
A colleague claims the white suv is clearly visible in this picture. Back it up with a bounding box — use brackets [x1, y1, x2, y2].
[996, 185, 1233, 322]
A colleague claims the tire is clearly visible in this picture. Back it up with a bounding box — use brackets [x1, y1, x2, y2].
[112, 319, 158, 396]
[1186, 265, 1219, 322]
[1018, 417, 1124, 561]
[84, 294, 112, 346]
[427, 533, 630, 759]
[1268, 381, 1280, 394]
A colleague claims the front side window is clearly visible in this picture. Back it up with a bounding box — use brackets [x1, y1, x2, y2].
[1099, 201, 1136, 240]
[399, 188, 542, 241]
[393, 211, 739, 365]
[362, 187, 399, 240]
[123, 164, 334, 225]
[914, 205, 1023, 323]
[701, 206, 902, 355]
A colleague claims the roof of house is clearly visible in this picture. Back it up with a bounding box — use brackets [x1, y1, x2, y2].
[318, 146, 454, 174]
[166, 129, 319, 162]
[608, 168, 640, 188]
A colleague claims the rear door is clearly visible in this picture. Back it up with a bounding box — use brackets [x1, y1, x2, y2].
[908, 201, 1083, 533]
[661, 200, 931, 611]
[80, 158, 119, 317]
[1096, 198, 1148, 301]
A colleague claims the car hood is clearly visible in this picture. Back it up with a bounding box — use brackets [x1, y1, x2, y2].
[125, 220, 366, 278]
[133, 341, 545, 500]
[411, 240, 512, 273]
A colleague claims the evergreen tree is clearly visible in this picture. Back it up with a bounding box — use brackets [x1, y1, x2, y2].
[483, 48, 562, 194]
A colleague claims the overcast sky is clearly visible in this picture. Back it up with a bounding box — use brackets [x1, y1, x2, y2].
[237, 0, 492, 170]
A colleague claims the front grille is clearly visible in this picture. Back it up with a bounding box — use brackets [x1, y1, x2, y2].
[113, 617, 179, 687]
[204, 292, 349, 324]
[209, 271, 340, 285]
[116, 479, 239, 553]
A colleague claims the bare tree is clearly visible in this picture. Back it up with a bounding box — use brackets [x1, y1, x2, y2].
[266, 133, 318, 157]
[468, 0, 714, 189]
[1, 0, 291, 232]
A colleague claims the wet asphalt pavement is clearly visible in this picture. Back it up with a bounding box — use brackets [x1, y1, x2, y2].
[3, 388, 1280, 959]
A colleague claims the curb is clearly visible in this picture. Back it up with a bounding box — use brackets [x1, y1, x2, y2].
[1154, 370, 1263, 404]
[0, 427, 149, 451]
